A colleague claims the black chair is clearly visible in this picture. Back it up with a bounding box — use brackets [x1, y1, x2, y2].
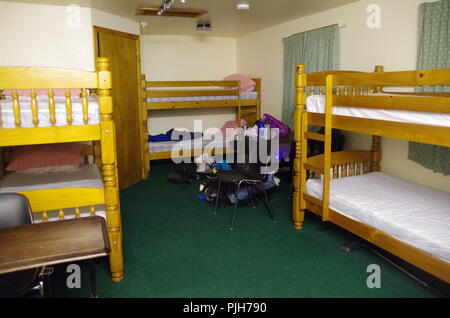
[214, 137, 276, 230]
[0, 193, 45, 298]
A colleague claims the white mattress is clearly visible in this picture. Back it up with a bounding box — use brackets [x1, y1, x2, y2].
[0, 95, 100, 128]
[0, 164, 103, 192]
[149, 137, 235, 153]
[307, 94, 450, 127]
[306, 172, 450, 263]
[146, 91, 258, 103]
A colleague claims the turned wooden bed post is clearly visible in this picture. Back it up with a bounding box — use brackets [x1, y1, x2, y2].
[371, 65, 384, 172]
[97, 57, 124, 282]
[140, 74, 150, 177]
[293, 64, 307, 230]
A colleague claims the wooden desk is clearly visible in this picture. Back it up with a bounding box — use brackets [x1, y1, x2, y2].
[0, 216, 110, 297]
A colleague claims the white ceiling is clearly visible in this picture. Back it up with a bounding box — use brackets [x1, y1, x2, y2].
[7, 0, 360, 37]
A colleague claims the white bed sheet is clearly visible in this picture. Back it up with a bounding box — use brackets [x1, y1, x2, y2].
[149, 137, 235, 153]
[0, 164, 103, 192]
[146, 91, 258, 103]
[306, 172, 450, 263]
[0, 96, 100, 128]
[307, 94, 450, 128]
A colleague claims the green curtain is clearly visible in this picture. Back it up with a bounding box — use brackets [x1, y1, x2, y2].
[408, 0, 450, 175]
[282, 25, 340, 128]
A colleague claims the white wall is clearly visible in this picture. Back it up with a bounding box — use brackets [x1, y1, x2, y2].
[91, 8, 140, 35]
[0, 1, 94, 70]
[141, 35, 238, 134]
[0, 2, 140, 70]
[236, 0, 450, 193]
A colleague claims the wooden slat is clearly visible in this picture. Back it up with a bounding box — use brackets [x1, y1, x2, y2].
[240, 99, 259, 107]
[303, 162, 324, 174]
[332, 69, 450, 87]
[20, 188, 105, 212]
[0, 67, 97, 89]
[81, 88, 89, 124]
[48, 89, 56, 126]
[384, 91, 450, 97]
[305, 71, 365, 86]
[0, 125, 101, 147]
[147, 100, 240, 110]
[31, 90, 39, 127]
[308, 151, 373, 168]
[305, 132, 325, 142]
[307, 113, 450, 147]
[146, 89, 238, 98]
[145, 80, 239, 88]
[334, 95, 450, 114]
[303, 194, 324, 209]
[65, 89, 73, 125]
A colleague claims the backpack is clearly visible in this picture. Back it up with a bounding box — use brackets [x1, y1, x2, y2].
[168, 169, 196, 184]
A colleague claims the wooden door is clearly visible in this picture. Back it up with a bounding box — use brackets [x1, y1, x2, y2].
[94, 26, 146, 190]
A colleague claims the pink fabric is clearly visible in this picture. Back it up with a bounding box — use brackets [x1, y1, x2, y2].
[220, 119, 248, 138]
[2, 89, 81, 96]
[223, 74, 256, 92]
[6, 143, 84, 172]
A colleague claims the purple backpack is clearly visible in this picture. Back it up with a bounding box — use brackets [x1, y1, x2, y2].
[262, 114, 291, 137]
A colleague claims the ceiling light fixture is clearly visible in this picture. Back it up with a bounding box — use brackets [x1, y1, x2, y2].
[196, 22, 212, 31]
[157, 0, 175, 15]
[236, 2, 250, 11]
[180, 0, 187, 4]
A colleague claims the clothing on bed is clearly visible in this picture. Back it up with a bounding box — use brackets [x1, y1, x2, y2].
[148, 129, 203, 142]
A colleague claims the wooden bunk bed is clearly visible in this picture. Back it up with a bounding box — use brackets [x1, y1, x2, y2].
[0, 58, 124, 282]
[140, 75, 261, 174]
[292, 64, 450, 284]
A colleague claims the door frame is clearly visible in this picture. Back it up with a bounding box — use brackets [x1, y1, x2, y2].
[93, 26, 148, 181]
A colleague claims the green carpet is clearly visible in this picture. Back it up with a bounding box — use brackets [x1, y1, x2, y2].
[52, 162, 436, 298]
